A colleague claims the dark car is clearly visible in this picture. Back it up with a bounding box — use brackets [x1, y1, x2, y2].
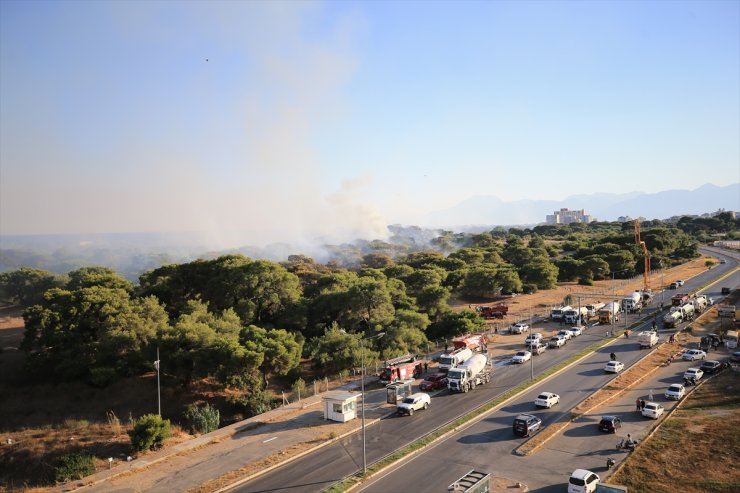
[419, 372, 447, 391]
[700, 360, 722, 374]
[599, 415, 622, 433]
[722, 287, 731, 295]
[513, 414, 542, 437]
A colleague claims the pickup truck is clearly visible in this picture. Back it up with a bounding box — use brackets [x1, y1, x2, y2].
[397, 393, 431, 416]
[529, 342, 547, 355]
[548, 335, 567, 348]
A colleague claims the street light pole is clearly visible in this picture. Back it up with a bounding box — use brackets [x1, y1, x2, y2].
[360, 332, 385, 475]
[155, 347, 161, 417]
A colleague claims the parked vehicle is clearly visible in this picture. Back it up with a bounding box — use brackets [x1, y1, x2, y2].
[598, 302, 621, 324]
[604, 361, 624, 373]
[623, 291, 642, 313]
[692, 295, 708, 313]
[447, 353, 490, 393]
[663, 310, 683, 328]
[675, 280, 685, 286]
[700, 360, 722, 374]
[529, 342, 547, 355]
[673, 303, 695, 321]
[585, 302, 605, 319]
[550, 305, 572, 321]
[448, 470, 491, 493]
[683, 367, 704, 381]
[638, 331, 659, 348]
[534, 392, 560, 408]
[438, 347, 473, 372]
[396, 392, 430, 416]
[672, 293, 690, 306]
[510, 323, 530, 334]
[568, 469, 600, 493]
[568, 326, 583, 337]
[419, 373, 447, 391]
[479, 304, 508, 319]
[453, 333, 487, 352]
[512, 351, 532, 364]
[557, 329, 573, 340]
[513, 414, 542, 437]
[564, 307, 588, 325]
[725, 330, 738, 350]
[524, 333, 544, 346]
[379, 355, 423, 384]
[641, 402, 664, 419]
[599, 415, 622, 433]
[682, 349, 707, 361]
[664, 383, 686, 400]
[548, 335, 567, 348]
[721, 287, 731, 295]
[669, 282, 678, 290]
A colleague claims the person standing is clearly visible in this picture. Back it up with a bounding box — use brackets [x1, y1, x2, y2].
[649, 389, 653, 401]
[636, 398, 641, 411]
[640, 399, 646, 410]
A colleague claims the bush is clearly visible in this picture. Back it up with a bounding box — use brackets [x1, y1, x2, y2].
[128, 414, 171, 452]
[522, 283, 538, 294]
[88, 367, 117, 387]
[578, 277, 594, 286]
[227, 390, 274, 418]
[54, 453, 96, 482]
[183, 403, 220, 434]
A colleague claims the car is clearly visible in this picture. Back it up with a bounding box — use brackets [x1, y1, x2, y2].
[676, 280, 685, 286]
[510, 323, 530, 334]
[732, 351, 740, 363]
[529, 342, 547, 355]
[396, 392, 430, 416]
[700, 360, 722, 375]
[682, 349, 707, 361]
[512, 350, 532, 364]
[708, 297, 716, 306]
[524, 333, 543, 345]
[669, 282, 678, 290]
[568, 326, 583, 337]
[557, 329, 573, 340]
[683, 367, 704, 381]
[604, 361, 624, 373]
[548, 335, 567, 348]
[534, 391, 560, 408]
[419, 373, 447, 391]
[598, 415, 622, 433]
[513, 414, 542, 437]
[721, 287, 731, 295]
[665, 383, 686, 400]
[641, 401, 664, 419]
[568, 469, 600, 493]
[719, 259, 727, 264]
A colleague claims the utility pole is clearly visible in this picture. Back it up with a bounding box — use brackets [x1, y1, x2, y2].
[154, 347, 161, 417]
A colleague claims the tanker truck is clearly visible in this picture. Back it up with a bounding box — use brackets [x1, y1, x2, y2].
[447, 353, 490, 393]
[663, 310, 683, 328]
[564, 307, 588, 325]
[438, 347, 473, 372]
[598, 302, 621, 324]
[623, 291, 642, 313]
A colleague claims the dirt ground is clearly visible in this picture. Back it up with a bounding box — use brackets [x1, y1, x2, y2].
[0, 255, 720, 491]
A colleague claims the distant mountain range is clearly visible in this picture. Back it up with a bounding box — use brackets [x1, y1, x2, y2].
[415, 183, 740, 228]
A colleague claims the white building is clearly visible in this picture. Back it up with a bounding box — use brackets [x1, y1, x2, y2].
[546, 208, 594, 225]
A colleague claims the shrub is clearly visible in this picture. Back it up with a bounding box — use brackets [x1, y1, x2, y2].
[183, 403, 220, 434]
[578, 277, 594, 286]
[88, 367, 118, 387]
[522, 283, 538, 294]
[128, 414, 171, 452]
[227, 389, 274, 418]
[291, 377, 306, 398]
[54, 453, 96, 482]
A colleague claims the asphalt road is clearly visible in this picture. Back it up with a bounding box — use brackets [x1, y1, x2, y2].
[233, 249, 738, 493]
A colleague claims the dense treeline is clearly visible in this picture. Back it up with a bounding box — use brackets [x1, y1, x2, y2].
[1, 216, 727, 416]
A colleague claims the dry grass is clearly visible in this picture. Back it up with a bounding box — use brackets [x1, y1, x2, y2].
[612, 370, 740, 493]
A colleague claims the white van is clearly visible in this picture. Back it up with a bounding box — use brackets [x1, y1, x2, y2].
[568, 469, 600, 493]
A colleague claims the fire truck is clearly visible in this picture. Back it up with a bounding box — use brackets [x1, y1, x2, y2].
[453, 333, 487, 352]
[478, 304, 508, 319]
[379, 354, 423, 384]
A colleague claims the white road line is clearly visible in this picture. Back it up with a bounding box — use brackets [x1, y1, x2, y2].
[262, 437, 277, 443]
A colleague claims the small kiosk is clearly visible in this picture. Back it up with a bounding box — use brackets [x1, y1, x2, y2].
[322, 391, 361, 423]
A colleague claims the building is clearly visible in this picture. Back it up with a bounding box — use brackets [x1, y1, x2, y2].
[546, 208, 594, 225]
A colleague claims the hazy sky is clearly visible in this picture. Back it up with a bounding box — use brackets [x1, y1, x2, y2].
[1, 0, 739, 246]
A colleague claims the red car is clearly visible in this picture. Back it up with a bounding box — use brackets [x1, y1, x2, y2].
[419, 372, 448, 391]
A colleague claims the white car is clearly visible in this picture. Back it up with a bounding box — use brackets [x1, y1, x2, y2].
[665, 383, 686, 400]
[524, 333, 543, 346]
[549, 335, 567, 348]
[557, 329, 573, 340]
[683, 368, 704, 381]
[604, 361, 624, 373]
[568, 469, 600, 493]
[568, 326, 583, 337]
[682, 349, 707, 361]
[510, 323, 530, 334]
[512, 351, 532, 364]
[396, 393, 430, 416]
[534, 391, 560, 408]
[676, 280, 685, 286]
[641, 401, 664, 419]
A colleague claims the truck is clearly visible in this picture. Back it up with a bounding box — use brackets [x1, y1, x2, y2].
[623, 291, 642, 313]
[438, 347, 473, 372]
[564, 307, 588, 325]
[638, 331, 659, 348]
[674, 303, 695, 321]
[585, 302, 605, 319]
[598, 302, 621, 324]
[453, 333, 487, 352]
[448, 469, 491, 493]
[672, 293, 690, 307]
[447, 353, 490, 393]
[662, 310, 683, 328]
[692, 295, 708, 313]
[379, 355, 423, 384]
[725, 330, 738, 349]
[551, 305, 572, 321]
[478, 304, 508, 319]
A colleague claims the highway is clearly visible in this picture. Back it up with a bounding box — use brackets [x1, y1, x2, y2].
[233, 249, 738, 493]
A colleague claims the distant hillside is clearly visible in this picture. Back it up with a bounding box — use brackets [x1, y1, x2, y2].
[415, 182, 739, 228]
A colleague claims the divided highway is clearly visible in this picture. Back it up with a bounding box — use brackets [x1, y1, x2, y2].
[233, 250, 738, 493]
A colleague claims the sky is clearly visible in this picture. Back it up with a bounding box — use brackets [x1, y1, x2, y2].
[1, 0, 739, 247]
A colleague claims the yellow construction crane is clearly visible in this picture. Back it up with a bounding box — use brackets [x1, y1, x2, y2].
[634, 219, 650, 293]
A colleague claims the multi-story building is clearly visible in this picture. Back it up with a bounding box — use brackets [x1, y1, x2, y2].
[546, 208, 594, 225]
